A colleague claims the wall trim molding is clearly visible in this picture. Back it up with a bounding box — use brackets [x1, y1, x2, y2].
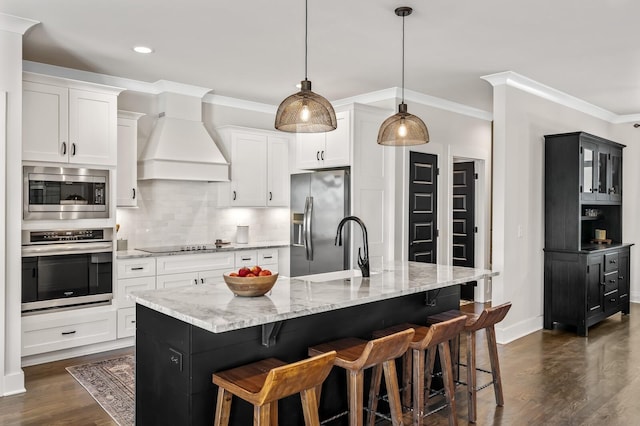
[0, 13, 39, 35]
[22, 61, 493, 120]
[481, 71, 640, 124]
[496, 314, 543, 345]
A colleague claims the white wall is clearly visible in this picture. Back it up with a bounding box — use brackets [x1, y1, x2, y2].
[490, 83, 636, 344]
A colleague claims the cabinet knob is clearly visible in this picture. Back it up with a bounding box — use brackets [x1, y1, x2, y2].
[200, 278, 204, 284]
[609, 279, 617, 284]
[619, 276, 624, 280]
[194, 279, 198, 285]
[610, 298, 617, 303]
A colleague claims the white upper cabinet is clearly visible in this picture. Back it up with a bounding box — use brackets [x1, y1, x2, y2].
[296, 110, 350, 169]
[117, 111, 144, 207]
[22, 73, 122, 166]
[217, 126, 291, 207]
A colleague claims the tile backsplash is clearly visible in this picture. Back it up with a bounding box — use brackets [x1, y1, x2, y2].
[116, 180, 289, 249]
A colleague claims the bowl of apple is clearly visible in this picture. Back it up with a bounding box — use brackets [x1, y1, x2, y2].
[223, 266, 278, 297]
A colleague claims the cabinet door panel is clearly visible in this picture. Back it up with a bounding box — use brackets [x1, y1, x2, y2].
[580, 141, 597, 201]
[267, 136, 290, 206]
[69, 89, 117, 166]
[117, 117, 138, 206]
[609, 148, 622, 202]
[23, 81, 69, 162]
[586, 256, 603, 317]
[157, 272, 199, 289]
[296, 133, 325, 169]
[596, 145, 610, 201]
[322, 111, 350, 168]
[230, 133, 268, 206]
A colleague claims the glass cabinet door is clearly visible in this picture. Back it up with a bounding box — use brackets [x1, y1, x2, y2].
[609, 148, 622, 202]
[597, 148, 609, 200]
[580, 142, 597, 201]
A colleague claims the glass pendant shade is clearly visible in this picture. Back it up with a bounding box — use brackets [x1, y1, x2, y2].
[275, 79, 337, 133]
[377, 103, 429, 146]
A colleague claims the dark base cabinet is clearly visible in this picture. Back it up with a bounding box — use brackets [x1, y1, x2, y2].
[544, 245, 631, 336]
[135, 287, 460, 426]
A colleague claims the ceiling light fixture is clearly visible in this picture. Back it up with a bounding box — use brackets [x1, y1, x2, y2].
[377, 7, 429, 146]
[274, 0, 336, 133]
[133, 46, 154, 54]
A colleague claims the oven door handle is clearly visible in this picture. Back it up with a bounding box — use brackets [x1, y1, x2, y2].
[21, 242, 113, 257]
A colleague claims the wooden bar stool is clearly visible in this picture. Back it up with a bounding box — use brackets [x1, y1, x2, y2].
[308, 328, 414, 426]
[212, 351, 337, 426]
[368, 315, 467, 426]
[428, 302, 512, 423]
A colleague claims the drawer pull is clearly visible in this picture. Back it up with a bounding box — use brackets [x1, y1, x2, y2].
[619, 276, 624, 280]
[130, 320, 136, 324]
[241, 257, 251, 261]
[609, 279, 617, 284]
[263, 255, 273, 259]
[610, 260, 617, 264]
[610, 298, 617, 302]
[61, 330, 76, 336]
[131, 267, 144, 271]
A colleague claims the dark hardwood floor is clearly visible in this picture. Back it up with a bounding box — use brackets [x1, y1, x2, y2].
[0, 303, 638, 425]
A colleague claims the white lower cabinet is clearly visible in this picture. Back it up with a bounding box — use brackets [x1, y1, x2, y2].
[116, 257, 156, 338]
[235, 249, 279, 272]
[117, 307, 137, 338]
[22, 306, 117, 356]
[156, 252, 235, 289]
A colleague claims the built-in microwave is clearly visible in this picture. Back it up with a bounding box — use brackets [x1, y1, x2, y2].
[23, 166, 110, 220]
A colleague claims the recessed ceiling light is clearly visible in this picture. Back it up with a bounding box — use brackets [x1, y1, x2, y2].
[133, 46, 154, 54]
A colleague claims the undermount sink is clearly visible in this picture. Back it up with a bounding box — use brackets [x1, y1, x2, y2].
[297, 269, 379, 283]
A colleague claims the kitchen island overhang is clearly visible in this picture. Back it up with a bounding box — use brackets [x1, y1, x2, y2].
[129, 262, 497, 425]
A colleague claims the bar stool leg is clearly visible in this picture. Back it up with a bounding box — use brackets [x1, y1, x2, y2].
[214, 388, 232, 426]
[412, 348, 425, 426]
[466, 330, 477, 423]
[382, 359, 404, 426]
[402, 352, 412, 409]
[270, 401, 278, 425]
[438, 340, 458, 426]
[254, 404, 270, 425]
[301, 388, 321, 426]
[425, 347, 437, 405]
[486, 325, 504, 406]
[367, 365, 383, 426]
[347, 370, 364, 426]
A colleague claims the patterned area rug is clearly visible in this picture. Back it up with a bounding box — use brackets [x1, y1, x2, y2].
[66, 354, 135, 426]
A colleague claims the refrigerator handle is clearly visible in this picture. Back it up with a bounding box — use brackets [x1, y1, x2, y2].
[304, 196, 314, 261]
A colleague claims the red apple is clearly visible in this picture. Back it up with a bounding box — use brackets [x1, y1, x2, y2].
[250, 265, 262, 275]
[238, 267, 250, 277]
[259, 269, 272, 276]
[229, 272, 239, 277]
[246, 273, 257, 277]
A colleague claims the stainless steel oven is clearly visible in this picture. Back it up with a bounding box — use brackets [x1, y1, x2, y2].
[21, 228, 114, 314]
[23, 165, 109, 220]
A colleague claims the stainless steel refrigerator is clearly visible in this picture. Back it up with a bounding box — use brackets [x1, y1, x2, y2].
[290, 169, 350, 277]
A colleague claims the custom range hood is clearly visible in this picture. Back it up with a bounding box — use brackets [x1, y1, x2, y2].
[138, 91, 229, 181]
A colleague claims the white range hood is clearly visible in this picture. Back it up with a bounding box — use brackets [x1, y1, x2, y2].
[138, 91, 229, 181]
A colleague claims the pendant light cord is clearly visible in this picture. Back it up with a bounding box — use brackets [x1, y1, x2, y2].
[401, 12, 405, 104]
[305, 0, 308, 81]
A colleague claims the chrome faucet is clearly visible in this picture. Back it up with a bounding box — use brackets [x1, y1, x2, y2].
[335, 216, 370, 278]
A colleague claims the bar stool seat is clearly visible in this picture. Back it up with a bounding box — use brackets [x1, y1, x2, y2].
[369, 314, 467, 426]
[212, 351, 337, 426]
[308, 329, 415, 426]
[428, 302, 512, 423]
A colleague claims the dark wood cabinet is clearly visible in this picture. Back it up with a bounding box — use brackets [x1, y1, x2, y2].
[544, 132, 632, 336]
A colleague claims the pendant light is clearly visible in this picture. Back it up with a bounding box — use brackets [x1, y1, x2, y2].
[377, 7, 429, 146]
[275, 0, 337, 133]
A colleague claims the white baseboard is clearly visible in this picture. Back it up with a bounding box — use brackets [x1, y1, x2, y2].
[21, 337, 134, 367]
[2, 370, 26, 396]
[495, 314, 543, 344]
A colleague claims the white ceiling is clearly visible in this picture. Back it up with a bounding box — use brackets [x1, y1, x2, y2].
[3, 0, 640, 115]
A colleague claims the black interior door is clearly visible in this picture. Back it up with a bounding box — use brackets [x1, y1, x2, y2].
[408, 152, 438, 263]
[453, 162, 476, 300]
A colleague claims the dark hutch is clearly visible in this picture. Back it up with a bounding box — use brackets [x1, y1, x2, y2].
[544, 131, 632, 336]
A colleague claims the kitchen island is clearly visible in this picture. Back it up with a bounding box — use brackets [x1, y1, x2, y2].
[129, 262, 497, 425]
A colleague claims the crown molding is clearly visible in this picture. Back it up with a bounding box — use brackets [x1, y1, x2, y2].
[481, 71, 623, 123]
[203, 94, 276, 114]
[0, 13, 39, 35]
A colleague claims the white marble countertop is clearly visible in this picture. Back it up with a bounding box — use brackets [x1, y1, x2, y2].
[128, 261, 498, 334]
[116, 241, 289, 259]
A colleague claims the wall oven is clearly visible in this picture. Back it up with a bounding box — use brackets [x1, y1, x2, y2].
[21, 228, 114, 314]
[23, 165, 109, 220]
